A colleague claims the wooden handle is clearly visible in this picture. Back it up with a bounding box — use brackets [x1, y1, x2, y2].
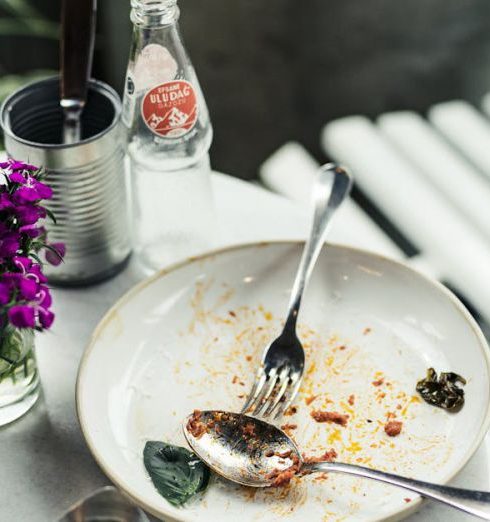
[60, 0, 97, 104]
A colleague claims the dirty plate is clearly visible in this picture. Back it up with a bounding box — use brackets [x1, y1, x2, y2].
[77, 242, 490, 522]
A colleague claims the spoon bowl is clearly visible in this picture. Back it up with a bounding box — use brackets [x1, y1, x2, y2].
[183, 411, 297, 487]
[183, 410, 490, 520]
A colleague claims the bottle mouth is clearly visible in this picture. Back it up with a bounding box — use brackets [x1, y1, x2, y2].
[131, 0, 179, 25]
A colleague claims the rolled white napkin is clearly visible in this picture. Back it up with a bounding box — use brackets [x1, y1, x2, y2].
[322, 116, 490, 321]
[378, 111, 490, 241]
[259, 141, 403, 259]
[429, 100, 490, 178]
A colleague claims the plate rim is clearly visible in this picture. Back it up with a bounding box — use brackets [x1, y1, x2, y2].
[76, 240, 490, 522]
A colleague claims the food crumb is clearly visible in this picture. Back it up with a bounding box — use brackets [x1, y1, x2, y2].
[385, 420, 403, 437]
[303, 449, 337, 464]
[311, 410, 349, 427]
[363, 327, 372, 335]
[232, 376, 239, 384]
[242, 422, 256, 437]
[281, 423, 297, 435]
[229, 310, 236, 317]
[305, 395, 318, 406]
[372, 378, 384, 386]
[245, 355, 253, 362]
[348, 394, 355, 406]
[284, 405, 298, 416]
[186, 410, 207, 439]
[338, 345, 346, 350]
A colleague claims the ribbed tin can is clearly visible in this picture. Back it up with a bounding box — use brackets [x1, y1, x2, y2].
[0, 77, 132, 285]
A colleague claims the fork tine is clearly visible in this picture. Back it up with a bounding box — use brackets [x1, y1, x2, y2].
[273, 372, 302, 419]
[263, 366, 291, 417]
[251, 368, 278, 416]
[241, 369, 267, 414]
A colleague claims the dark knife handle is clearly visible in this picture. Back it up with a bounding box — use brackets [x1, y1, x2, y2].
[60, 0, 97, 104]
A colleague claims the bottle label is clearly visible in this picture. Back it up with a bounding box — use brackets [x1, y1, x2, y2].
[141, 80, 198, 138]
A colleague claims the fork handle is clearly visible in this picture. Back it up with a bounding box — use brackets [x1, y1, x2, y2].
[284, 163, 353, 332]
[306, 461, 490, 520]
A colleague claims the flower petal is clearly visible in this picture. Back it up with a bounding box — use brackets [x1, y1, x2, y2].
[0, 282, 11, 305]
[8, 305, 36, 328]
[18, 277, 39, 300]
[38, 307, 54, 329]
[45, 243, 65, 266]
[9, 171, 26, 184]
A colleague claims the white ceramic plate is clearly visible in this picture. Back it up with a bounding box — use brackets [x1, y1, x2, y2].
[77, 242, 490, 522]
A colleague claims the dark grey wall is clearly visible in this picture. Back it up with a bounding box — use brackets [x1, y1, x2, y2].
[3, 1, 490, 180]
[171, 0, 490, 179]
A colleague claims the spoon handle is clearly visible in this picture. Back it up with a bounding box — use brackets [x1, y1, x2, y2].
[283, 163, 352, 332]
[307, 461, 490, 520]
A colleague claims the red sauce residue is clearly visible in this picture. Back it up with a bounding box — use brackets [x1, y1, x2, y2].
[372, 378, 384, 386]
[186, 410, 207, 439]
[385, 420, 403, 437]
[404, 498, 411, 503]
[267, 448, 339, 488]
[311, 410, 349, 427]
[281, 423, 297, 434]
[303, 448, 337, 464]
[266, 453, 301, 487]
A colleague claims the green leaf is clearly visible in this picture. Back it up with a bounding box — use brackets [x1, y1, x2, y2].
[0, 327, 33, 377]
[0, 17, 59, 39]
[45, 207, 57, 225]
[143, 441, 210, 506]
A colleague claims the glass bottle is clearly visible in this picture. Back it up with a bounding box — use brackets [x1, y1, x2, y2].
[123, 0, 215, 273]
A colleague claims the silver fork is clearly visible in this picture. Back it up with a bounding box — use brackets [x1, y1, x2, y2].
[242, 163, 353, 419]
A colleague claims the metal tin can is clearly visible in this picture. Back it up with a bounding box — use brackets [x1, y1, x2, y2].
[1, 77, 132, 285]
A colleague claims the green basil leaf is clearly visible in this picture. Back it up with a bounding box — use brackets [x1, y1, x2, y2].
[143, 441, 210, 506]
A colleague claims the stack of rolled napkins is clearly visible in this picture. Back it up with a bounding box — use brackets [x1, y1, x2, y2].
[259, 99, 490, 323]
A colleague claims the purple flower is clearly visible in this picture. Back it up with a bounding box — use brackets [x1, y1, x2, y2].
[0, 281, 11, 305]
[0, 193, 13, 211]
[0, 158, 59, 331]
[0, 233, 20, 258]
[12, 256, 33, 271]
[19, 224, 45, 238]
[18, 277, 38, 301]
[38, 308, 54, 328]
[15, 205, 46, 225]
[9, 171, 27, 184]
[11, 175, 53, 204]
[7, 305, 36, 328]
[0, 159, 37, 171]
[45, 242, 65, 266]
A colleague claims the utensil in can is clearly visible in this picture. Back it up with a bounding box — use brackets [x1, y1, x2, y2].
[1, 76, 132, 286]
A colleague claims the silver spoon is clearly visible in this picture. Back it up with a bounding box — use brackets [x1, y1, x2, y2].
[183, 411, 490, 520]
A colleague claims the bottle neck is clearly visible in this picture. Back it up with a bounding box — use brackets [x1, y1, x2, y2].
[131, 0, 179, 27]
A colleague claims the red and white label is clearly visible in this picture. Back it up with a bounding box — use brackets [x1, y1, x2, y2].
[141, 80, 198, 138]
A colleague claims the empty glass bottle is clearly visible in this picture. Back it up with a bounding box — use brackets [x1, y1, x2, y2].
[123, 0, 215, 273]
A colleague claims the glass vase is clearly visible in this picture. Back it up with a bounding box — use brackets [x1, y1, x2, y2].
[0, 325, 40, 426]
